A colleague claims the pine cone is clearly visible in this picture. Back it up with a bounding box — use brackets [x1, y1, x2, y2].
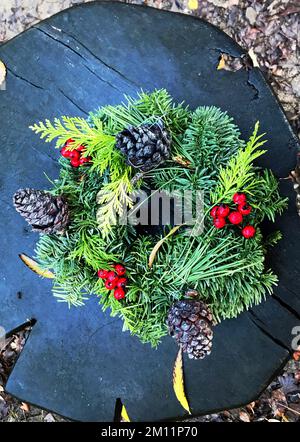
[115, 121, 171, 171]
[13, 189, 70, 234]
[167, 299, 213, 360]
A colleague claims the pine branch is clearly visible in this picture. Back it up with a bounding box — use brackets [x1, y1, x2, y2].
[211, 122, 267, 204]
[30, 116, 114, 149]
[96, 170, 134, 237]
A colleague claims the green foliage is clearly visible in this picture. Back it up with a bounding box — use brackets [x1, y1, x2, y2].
[151, 106, 243, 203]
[211, 122, 267, 204]
[31, 90, 287, 347]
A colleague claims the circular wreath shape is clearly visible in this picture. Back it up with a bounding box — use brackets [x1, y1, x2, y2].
[13, 90, 287, 360]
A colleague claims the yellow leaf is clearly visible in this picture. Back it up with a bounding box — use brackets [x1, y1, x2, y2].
[148, 225, 182, 268]
[217, 54, 226, 70]
[121, 404, 131, 422]
[188, 0, 199, 10]
[0, 60, 6, 86]
[19, 254, 55, 279]
[248, 48, 259, 68]
[173, 348, 191, 414]
[172, 155, 192, 168]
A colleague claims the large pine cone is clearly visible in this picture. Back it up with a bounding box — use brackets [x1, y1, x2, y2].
[167, 299, 213, 360]
[115, 121, 171, 171]
[13, 189, 70, 234]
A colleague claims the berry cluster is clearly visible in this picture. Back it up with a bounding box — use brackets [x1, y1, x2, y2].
[210, 192, 256, 239]
[97, 264, 127, 300]
[61, 138, 92, 168]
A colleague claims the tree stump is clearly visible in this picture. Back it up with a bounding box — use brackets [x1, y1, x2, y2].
[0, 2, 299, 421]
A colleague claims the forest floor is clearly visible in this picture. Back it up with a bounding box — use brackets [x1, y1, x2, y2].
[0, 0, 299, 422]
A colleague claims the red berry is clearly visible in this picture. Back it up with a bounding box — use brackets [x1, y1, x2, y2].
[69, 150, 80, 161]
[242, 225, 256, 239]
[70, 158, 80, 168]
[79, 156, 92, 166]
[79, 157, 88, 165]
[66, 138, 75, 146]
[233, 192, 247, 205]
[107, 271, 118, 283]
[238, 203, 252, 216]
[210, 206, 219, 218]
[76, 144, 86, 152]
[116, 277, 127, 288]
[114, 264, 126, 276]
[217, 204, 230, 218]
[105, 279, 117, 290]
[61, 146, 71, 158]
[213, 217, 226, 229]
[228, 211, 243, 225]
[97, 269, 108, 279]
[114, 287, 125, 300]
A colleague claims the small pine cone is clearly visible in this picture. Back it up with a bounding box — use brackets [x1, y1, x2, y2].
[167, 299, 213, 360]
[13, 188, 70, 234]
[115, 121, 171, 171]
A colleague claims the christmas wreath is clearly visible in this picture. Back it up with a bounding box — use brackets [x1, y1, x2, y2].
[14, 90, 287, 360]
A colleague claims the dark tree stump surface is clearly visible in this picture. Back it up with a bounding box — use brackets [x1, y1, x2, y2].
[0, 1, 299, 422]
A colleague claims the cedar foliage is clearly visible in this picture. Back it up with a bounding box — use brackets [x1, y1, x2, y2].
[31, 90, 287, 346]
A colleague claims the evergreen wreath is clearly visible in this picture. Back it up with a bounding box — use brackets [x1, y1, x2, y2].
[14, 90, 287, 359]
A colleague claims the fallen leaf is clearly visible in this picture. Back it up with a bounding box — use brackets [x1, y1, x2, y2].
[20, 402, 30, 413]
[19, 254, 55, 279]
[216, 53, 243, 71]
[248, 48, 259, 68]
[188, 0, 198, 10]
[246, 401, 256, 413]
[217, 54, 226, 70]
[293, 351, 300, 361]
[148, 225, 182, 268]
[239, 410, 251, 422]
[271, 388, 287, 417]
[0, 60, 6, 86]
[44, 413, 55, 422]
[173, 347, 191, 414]
[245, 6, 257, 26]
[121, 404, 130, 422]
[0, 385, 4, 392]
[209, 0, 238, 7]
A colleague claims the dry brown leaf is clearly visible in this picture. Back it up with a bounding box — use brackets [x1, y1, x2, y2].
[239, 410, 251, 422]
[246, 401, 256, 414]
[20, 402, 30, 413]
[148, 225, 182, 268]
[248, 48, 259, 68]
[209, 0, 238, 7]
[271, 388, 287, 417]
[172, 155, 192, 168]
[173, 348, 191, 414]
[293, 350, 300, 361]
[245, 6, 257, 26]
[0, 60, 6, 86]
[19, 254, 55, 279]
